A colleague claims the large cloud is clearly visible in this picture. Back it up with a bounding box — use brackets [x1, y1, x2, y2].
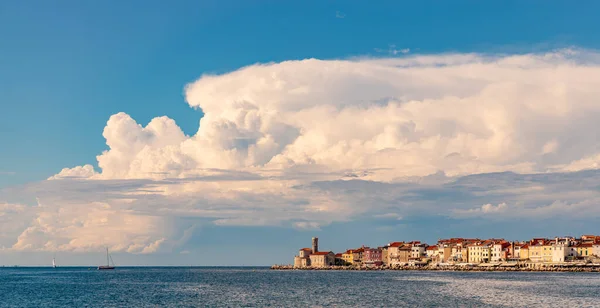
[53, 49, 600, 182]
[6, 49, 600, 252]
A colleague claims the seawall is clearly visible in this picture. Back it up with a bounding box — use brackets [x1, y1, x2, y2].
[271, 264, 600, 272]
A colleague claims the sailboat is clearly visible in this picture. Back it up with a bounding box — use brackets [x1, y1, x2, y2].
[52, 255, 57, 268]
[98, 247, 116, 270]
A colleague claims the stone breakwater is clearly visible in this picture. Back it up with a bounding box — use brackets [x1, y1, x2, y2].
[271, 264, 600, 272]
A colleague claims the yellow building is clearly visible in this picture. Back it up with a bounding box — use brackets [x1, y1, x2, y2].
[342, 250, 354, 265]
[542, 243, 553, 263]
[529, 244, 543, 263]
[341, 248, 366, 265]
[577, 244, 593, 258]
[467, 243, 491, 263]
[519, 245, 530, 260]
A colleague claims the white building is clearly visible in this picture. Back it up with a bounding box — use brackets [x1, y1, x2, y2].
[426, 246, 438, 258]
[551, 238, 577, 263]
[491, 243, 509, 262]
[411, 244, 426, 259]
[551, 243, 569, 263]
[594, 243, 600, 257]
[294, 248, 313, 267]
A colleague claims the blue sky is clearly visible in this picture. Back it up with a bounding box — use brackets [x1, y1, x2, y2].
[2, 1, 600, 265]
[2, 0, 600, 187]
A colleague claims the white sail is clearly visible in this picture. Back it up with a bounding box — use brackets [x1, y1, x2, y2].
[98, 247, 115, 270]
[52, 257, 56, 268]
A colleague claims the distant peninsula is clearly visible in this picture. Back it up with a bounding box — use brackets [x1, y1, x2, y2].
[272, 235, 600, 272]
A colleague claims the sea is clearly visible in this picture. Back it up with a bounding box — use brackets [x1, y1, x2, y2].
[1, 267, 599, 307]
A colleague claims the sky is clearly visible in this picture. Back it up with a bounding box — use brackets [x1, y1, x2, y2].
[2, 0, 600, 266]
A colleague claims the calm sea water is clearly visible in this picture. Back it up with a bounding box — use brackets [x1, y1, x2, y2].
[1, 267, 599, 307]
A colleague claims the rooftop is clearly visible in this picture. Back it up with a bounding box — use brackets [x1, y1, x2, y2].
[389, 242, 405, 247]
[311, 251, 333, 256]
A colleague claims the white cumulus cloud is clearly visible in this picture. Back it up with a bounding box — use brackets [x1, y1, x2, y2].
[4, 49, 600, 253]
[52, 48, 600, 183]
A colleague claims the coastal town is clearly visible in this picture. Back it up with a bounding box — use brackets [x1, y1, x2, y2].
[276, 236, 600, 271]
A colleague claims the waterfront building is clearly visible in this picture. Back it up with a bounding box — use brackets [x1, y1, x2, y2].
[388, 242, 411, 265]
[398, 245, 412, 264]
[467, 242, 491, 263]
[363, 247, 383, 266]
[576, 243, 593, 258]
[352, 247, 365, 265]
[491, 242, 510, 262]
[294, 248, 313, 267]
[518, 244, 530, 260]
[450, 244, 466, 262]
[528, 239, 547, 263]
[436, 238, 477, 263]
[551, 242, 570, 263]
[339, 248, 361, 265]
[529, 244, 542, 262]
[410, 242, 426, 260]
[513, 243, 521, 259]
[342, 250, 354, 265]
[339, 247, 365, 265]
[381, 245, 389, 265]
[542, 242, 554, 263]
[293, 237, 334, 268]
[426, 245, 438, 259]
[550, 238, 577, 263]
[310, 252, 335, 267]
[594, 243, 600, 257]
[294, 256, 310, 267]
[461, 240, 480, 262]
[464, 240, 482, 262]
[437, 245, 453, 263]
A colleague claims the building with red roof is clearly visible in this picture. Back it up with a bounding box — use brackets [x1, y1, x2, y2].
[294, 237, 335, 268]
[388, 242, 411, 265]
[363, 247, 383, 266]
[491, 241, 510, 262]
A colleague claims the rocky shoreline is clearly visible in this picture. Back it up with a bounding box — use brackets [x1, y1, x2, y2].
[271, 263, 600, 272]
